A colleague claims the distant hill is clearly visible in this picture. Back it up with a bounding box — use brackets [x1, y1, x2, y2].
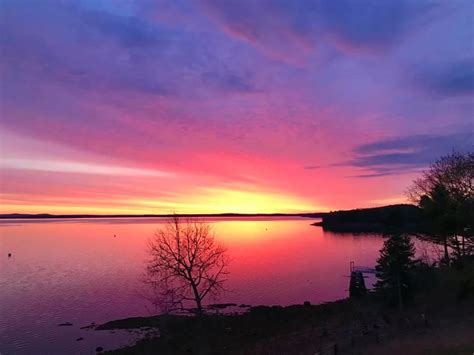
[0, 212, 326, 219]
[313, 204, 422, 233]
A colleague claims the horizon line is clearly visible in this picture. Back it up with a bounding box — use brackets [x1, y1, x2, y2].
[0, 211, 327, 219]
[0, 203, 417, 219]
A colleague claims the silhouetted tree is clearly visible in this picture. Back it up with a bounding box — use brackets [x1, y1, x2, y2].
[408, 152, 474, 262]
[145, 216, 229, 315]
[375, 234, 416, 310]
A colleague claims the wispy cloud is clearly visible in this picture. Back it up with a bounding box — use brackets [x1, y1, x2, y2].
[201, 0, 437, 59]
[416, 60, 474, 96]
[348, 132, 473, 177]
[1, 158, 174, 177]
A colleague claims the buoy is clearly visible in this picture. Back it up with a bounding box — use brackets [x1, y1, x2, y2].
[8, 253, 11, 258]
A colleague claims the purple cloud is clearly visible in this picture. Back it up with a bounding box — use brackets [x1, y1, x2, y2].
[0, 0, 473, 209]
[349, 132, 474, 177]
[201, 0, 437, 57]
[417, 60, 474, 96]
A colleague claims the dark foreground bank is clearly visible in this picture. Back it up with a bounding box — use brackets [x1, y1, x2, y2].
[95, 263, 474, 355]
[96, 301, 473, 355]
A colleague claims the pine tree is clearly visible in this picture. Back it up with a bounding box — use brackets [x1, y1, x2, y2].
[375, 234, 416, 310]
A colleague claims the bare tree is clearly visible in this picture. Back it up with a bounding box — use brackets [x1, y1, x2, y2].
[408, 151, 473, 205]
[144, 216, 229, 315]
[408, 151, 474, 261]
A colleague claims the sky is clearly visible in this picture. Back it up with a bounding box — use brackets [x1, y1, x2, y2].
[0, 0, 473, 214]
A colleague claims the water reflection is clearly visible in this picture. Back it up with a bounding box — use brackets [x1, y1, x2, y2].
[1, 217, 386, 354]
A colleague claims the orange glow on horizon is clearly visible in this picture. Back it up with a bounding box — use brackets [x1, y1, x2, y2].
[0, 187, 323, 215]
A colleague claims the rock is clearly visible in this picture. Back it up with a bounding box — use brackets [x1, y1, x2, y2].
[76, 337, 83, 341]
[80, 323, 95, 330]
[96, 346, 104, 352]
[208, 303, 237, 309]
[58, 322, 73, 326]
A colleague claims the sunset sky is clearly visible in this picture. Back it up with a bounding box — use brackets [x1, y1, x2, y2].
[0, 0, 473, 214]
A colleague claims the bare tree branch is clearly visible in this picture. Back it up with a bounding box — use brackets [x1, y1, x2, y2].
[143, 216, 229, 316]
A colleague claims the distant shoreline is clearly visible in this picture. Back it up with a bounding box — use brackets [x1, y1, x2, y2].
[0, 212, 326, 219]
[312, 204, 422, 233]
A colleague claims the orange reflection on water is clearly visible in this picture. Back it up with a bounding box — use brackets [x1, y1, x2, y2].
[1, 217, 385, 353]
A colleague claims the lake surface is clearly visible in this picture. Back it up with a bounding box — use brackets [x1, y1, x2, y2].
[1, 217, 388, 354]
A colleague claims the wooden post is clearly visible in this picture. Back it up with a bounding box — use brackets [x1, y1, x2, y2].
[349, 271, 367, 298]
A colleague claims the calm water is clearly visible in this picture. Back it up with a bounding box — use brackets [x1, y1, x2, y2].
[1, 217, 387, 354]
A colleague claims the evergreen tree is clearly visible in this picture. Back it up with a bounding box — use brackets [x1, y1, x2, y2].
[375, 234, 416, 310]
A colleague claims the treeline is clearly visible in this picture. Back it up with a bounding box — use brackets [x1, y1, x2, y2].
[315, 204, 422, 233]
[353, 152, 473, 310]
[409, 151, 473, 262]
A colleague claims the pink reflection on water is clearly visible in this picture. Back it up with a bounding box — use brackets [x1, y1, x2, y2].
[212, 219, 383, 305]
[1, 218, 384, 354]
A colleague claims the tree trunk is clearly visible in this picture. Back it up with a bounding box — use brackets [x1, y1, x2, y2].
[443, 235, 449, 264]
[453, 236, 462, 259]
[191, 282, 203, 316]
[195, 297, 203, 316]
[397, 272, 403, 312]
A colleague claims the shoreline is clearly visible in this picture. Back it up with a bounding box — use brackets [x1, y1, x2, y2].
[96, 294, 474, 354]
[95, 260, 474, 354]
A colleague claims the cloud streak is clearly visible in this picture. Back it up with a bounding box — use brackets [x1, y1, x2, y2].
[201, 0, 437, 58]
[349, 132, 473, 177]
[417, 60, 474, 96]
[1, 158, 175, 177]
